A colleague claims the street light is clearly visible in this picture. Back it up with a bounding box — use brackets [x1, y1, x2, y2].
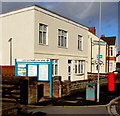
[97, 0, 102, 103]
[8, 38, 12, 66]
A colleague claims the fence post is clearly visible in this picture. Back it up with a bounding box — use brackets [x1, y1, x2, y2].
[28, 77, 37, 104]
[52, 76, 62, 98]
[64, 80, 71, 95]
[20, 77, 37, 105]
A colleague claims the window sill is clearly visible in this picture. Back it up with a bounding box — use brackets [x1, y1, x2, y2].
[78, 49, 83, 51]
[39, 43, 48, 46]
[75, 73, 85, 76]
[58, 46, 68, 49]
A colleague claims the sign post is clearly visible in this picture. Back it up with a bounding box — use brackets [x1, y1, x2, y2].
[97, 0, 102, 103]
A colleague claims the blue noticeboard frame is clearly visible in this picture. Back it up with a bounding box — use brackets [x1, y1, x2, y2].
[15, 59, 52, 98]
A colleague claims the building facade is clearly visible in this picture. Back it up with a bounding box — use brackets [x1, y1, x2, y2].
[0, 4, 107, 81]
[88, 31, 106, 73]
[101, 36, 116, 72]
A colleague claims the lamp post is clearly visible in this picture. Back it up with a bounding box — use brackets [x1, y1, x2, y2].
[8, 38, 12, 66]
[97, 0, 102, 103]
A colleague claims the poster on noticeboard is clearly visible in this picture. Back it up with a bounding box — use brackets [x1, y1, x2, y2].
[27, 64, 38, 77]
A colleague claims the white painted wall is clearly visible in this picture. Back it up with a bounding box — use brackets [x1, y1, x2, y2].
[34, 9, 89, 81]
[1, 10, 35, 65]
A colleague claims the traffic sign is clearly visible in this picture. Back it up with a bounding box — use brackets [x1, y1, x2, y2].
[95, 60, 103, 65]
[92, 40, 106, 46]
[97, 55, 103, 59]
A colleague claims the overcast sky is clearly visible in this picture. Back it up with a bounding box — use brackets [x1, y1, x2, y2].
[1, 2, 119, 50]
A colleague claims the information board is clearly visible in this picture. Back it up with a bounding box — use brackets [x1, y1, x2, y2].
[27, 64, 38, 76]
[38, 65, 48, 81]
[15, 59, 52, 98]
[17, 64, 26, 76]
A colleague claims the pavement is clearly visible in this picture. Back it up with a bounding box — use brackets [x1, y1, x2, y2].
[2, 96, 120, 116]
[19, 105, 109, 116]
[16, 95, 120, 116]
[116, 99, 120, 115]
[107, 96, 120, 116]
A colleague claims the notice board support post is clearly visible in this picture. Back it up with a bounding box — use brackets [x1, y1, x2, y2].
[50, 59, 52, 98]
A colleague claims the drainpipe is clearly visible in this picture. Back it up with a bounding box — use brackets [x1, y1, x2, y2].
[105, 44, 108, 72]
[108, 45, 110, 72]
[8, 38, 12, 66]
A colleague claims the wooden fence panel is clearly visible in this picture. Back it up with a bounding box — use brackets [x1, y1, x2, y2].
[2, 76, 28, 103]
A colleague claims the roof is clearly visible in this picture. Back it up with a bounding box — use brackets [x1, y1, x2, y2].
[116, 51, 120, 57]
[116, 54, 120, 57]
[0, 4, 88, 30]
[101, 36, 116, 45]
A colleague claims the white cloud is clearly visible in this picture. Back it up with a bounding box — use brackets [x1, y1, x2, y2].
[1, 2, 118, 38]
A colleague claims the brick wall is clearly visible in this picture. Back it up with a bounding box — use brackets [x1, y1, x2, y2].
[0, 66, 15, 76]
[2, 73, 119, 104]
[52, 76, 62, 98]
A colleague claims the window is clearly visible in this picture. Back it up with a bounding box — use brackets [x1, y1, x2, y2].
[75, 60, 85, 74]
[109, 47, 113, 56]
[109, 62, 113, 72]
[52, 59, 58, 76]
[58, 29, 67, 48]
[78, 35, 83, 50]
[39, 24, 47, 45]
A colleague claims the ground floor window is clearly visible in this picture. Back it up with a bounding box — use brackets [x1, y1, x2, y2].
[109, 62, 113, 72]
[75, 60, 85, 74]
[52, 59, 58, 76]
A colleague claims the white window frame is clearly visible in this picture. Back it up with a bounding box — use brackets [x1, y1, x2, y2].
[52, 59, 59, 76]
[75, 60, 85, 74]
[78, 35, 83, 51]
[39, 23, 48, 45]
[58, 29, 67, 48]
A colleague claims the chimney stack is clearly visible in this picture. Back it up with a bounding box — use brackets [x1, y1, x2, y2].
[89, 27, 96, 35]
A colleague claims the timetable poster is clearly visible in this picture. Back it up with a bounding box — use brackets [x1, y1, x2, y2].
[38, 65, 49, 81]
[18, 64, 26, 76]
[28, 65, 37, 76]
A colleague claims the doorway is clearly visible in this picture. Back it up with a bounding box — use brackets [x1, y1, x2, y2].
[37, 84, 44, 102]
[68, 60, 72, 81]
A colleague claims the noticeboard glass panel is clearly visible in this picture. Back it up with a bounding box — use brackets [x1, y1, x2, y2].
[38, 64, 49, 81]
[17, 64, 26, 76]
[28, 64, 38, 76]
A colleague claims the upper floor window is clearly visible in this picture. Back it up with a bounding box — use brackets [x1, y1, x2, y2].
[75, 60, 85, 74]
[78, 35, 83, 51]
[109, 46, 114, 56]
[39, 24, 47, 45]
[58, 29, 67, 48]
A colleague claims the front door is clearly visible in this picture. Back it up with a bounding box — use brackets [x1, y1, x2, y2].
[68, 60, 72, 81]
